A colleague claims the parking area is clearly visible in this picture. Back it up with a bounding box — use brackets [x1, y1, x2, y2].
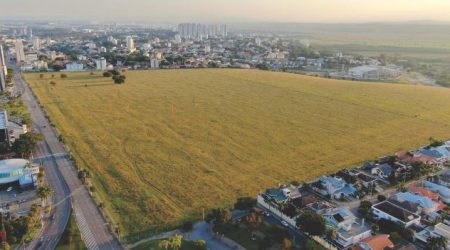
[0, 185, 39, 217]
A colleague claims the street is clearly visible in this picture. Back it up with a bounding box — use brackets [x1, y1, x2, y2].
[11, 63, 121, 250]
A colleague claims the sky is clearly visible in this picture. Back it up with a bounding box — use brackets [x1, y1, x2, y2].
[1, 0, 450, 23]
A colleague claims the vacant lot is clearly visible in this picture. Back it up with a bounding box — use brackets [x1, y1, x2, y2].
[26, 69, 450, 241]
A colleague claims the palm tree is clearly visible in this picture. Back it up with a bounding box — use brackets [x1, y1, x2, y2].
[36, 184, 52, 203]
[427, 236, 448, 250]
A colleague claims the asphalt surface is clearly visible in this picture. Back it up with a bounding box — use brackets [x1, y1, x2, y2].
[12, 66, 121, 250]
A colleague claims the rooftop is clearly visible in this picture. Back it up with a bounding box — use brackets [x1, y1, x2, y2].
[373, 201, 420, 223]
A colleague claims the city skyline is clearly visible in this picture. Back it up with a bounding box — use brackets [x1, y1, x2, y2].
[1, 0, 450, 23]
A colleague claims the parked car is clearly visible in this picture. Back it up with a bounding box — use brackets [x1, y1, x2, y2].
[6, 187, 13, 192]
[281, 221, 289, 227]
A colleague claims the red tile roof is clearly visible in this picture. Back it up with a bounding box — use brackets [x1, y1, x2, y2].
[354, 234, 394, 250]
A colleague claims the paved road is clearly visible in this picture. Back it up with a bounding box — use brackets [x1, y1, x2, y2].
[13, 67, 121, 250]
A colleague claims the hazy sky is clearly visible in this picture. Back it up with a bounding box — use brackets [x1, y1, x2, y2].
[1, 0, 450, 23]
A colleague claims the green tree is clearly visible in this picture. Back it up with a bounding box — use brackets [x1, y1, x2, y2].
[12, 133, 38, 158]
[36, 184, 52, 202]
[358, 200, 373, 219]
[371, 224, 379, 234]
[267, 225, 290, 243]
[206, 208, 232, 225]
[326, 228, 337, 241]
[159, 240, 170, 250]
[113, 75, 125, 84]
[244, 209, 263, 229]
[427, 236, 447, 250]
[234, 197, 256, 210]
[303, 239, 323, 250]
[296, 211, 326, 236]
[180, 221, 193, 232]
[169, 235, 183, 250]
[194, 240, 207, 250]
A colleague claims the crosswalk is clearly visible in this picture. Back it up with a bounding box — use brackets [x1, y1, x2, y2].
[75, 206, 100, 250]
[32, 152, 69, 162]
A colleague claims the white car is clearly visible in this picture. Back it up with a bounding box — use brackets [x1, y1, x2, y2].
[6, 187, 13, 192]
[281, 220, 289, 227]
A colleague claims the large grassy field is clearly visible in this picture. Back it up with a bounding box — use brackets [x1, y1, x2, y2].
[25, 69, 450, 241]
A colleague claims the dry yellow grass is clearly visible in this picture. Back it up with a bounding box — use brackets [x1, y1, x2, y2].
[25, 69, 450, 241]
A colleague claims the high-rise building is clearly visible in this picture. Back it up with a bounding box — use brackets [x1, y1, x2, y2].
[178, 23, 228, 39]
[0, 45, 7, 91]
[15, 39, 26, 62]
[126, 36, 135, 52]
[95, 57, 107, 70]
[32, 36, 40, 51]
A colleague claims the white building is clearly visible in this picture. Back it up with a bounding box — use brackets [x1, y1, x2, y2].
[415, 223, 450, 249]
[25, 53, 38, 62]
[150, 58, 159, 69]
[173, 34, 182, 44]
[372, 201, 421, 227]
[126, 36, 135, 52]
[32, 36, 40, 51]
[15, 39, 26, 62]
[65, 63, 84, 71]
[95, 58, 107, 70]
[0, 45, 7, 91]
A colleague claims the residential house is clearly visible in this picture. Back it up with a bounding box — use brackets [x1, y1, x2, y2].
[390, 192, 440, 214]
[423, 181, 450, 204]
[356, 173, 378, 189]
[372, 201, 421, 227]
[262, 185, 301, 204]
[398, 150, 440, 167]
[437, 172, 450, 188]
[415, 223, 450, 249]
[305, 201, 335, 214]
[431, 141, 450, 160]
[416, 148, 446, 166]
[314, 176, 357, 199]
[371, 163, 395, 179]
[322, 208, 371, 248]
[354, 234, 394, 250]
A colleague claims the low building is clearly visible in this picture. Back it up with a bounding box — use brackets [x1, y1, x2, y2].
[322, 207, 371, 248]
[391, 192, 440, 214]
[95, 58, 107, 70]
[372, 201, 421, 227]
[354, 234, 394, 250]
[371, 163, 394, 179]
[356, 173, 378, 188]
[260, 185, 301, 204]
[314, 176, 357, 199]
[65, 62, 84, 71]
[423, 181, 450, 204]
[0, 159, 40, 188]
[415, 223, 450, 248]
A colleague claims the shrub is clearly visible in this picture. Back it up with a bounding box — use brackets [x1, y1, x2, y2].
[103, 72, 112, 77]
[180, 221, 193, 232]
[113, 75, 126, 84]
[234, 197, 256, 210]
[60, 74, 67, 78]
[377, 195, 386, 202]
